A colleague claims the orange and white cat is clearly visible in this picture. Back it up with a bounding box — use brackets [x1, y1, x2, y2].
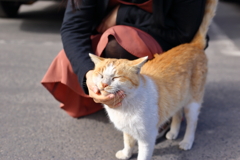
[89, 0, 218, 159]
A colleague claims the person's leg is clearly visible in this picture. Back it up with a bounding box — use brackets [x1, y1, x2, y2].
[102, 35, 138, 60]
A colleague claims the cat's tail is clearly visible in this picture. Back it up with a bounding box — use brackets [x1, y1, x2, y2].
[190, 0, 218, 49]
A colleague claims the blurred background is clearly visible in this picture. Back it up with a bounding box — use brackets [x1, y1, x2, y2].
[0, 0, 240, 160]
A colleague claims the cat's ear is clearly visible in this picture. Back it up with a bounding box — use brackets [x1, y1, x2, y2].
[131, 56, 148, 73]
[89, 53, 104, 65]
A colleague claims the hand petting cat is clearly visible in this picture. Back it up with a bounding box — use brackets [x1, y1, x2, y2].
[86, 70, 125, 108]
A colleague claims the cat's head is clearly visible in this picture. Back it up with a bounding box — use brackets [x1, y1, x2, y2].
[89, 54, 148, 96]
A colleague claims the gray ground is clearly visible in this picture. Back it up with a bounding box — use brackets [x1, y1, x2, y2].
[0, 1, 240, 160]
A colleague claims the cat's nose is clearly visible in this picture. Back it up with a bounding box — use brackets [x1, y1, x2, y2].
[102, 83, 108, 88]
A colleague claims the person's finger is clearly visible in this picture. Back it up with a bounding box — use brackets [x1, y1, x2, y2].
[91, 85, 99, 94]
[93, 98, 98, 103]
[93, 98, 102, 104]
[107, 92, 124, 107]
[108, 94, 114, 99]
[116, 90, 125, 100]
[115, 102, 122, 107]
[91, 89, 126, 107]
[91, 91, 113, 104]
[99, 94, 114, 104]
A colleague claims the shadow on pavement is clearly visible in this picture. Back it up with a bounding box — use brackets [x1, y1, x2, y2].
[78, 109, 110, 124]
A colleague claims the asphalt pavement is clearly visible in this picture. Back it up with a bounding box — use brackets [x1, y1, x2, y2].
[0, 1, 240, 160]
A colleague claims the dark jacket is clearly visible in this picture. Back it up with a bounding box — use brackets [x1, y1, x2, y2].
[61, 0, 206, 93]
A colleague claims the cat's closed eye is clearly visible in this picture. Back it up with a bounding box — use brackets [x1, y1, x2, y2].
[98, 73, 103, 78]
[112, 77, 120, 81]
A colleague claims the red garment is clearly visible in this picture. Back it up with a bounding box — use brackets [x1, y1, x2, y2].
[41, 1, 162, 118]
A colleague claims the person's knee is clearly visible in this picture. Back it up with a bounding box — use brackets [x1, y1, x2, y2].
[103, 35, 137, 60]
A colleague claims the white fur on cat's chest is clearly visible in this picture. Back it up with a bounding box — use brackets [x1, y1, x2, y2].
[104, 76, 159, 138]
[104, 102, 145, 135]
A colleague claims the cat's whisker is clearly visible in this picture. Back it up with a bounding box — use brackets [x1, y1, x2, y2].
[113, 91, 118, 106]
[120, 95, 128, 107]
[118, 90, 124, 104]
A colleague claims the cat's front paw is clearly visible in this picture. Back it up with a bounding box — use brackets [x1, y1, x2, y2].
[179, 140, 193, 150]
[115, 150, 132, 160]
[166, 131, 178, 140]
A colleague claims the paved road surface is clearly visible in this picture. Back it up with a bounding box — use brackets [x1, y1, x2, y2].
[0, 1, 240, 160]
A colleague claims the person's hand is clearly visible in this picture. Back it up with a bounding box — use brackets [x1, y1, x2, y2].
[86, 70, 125, 108]
[97, 5, 120, 33]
